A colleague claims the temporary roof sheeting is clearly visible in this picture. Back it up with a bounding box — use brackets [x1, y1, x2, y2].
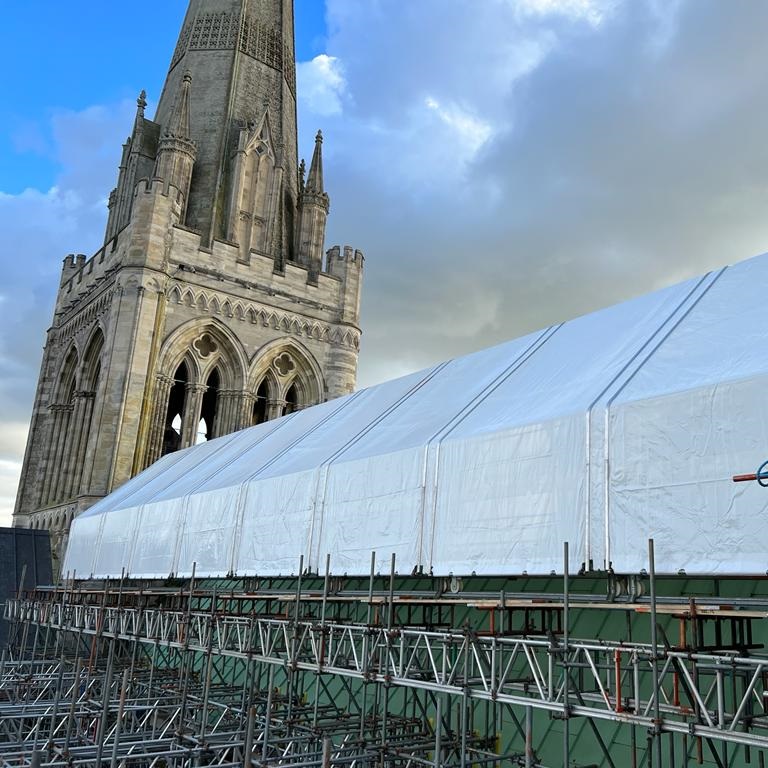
[63, 253, 768, 578]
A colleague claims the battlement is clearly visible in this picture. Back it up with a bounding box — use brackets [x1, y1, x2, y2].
[326, 245, 364, 268]
[56, 237, 120, 314]
[133, 177, 186, 204]
[167, 225, 360, 308]
[60, 253, 87, 284]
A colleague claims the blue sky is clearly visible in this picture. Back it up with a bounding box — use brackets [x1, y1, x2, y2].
[0, 1, 327, 193]
[3, 0, 768, 523]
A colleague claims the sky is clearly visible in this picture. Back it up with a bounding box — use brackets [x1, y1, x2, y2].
[2, 0, 768, 524]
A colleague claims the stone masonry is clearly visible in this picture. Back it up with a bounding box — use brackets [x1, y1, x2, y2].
[13, 0, 364, 571]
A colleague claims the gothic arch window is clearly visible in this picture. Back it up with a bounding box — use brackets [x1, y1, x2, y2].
[247, 342, 324, 425]
[70, 329, 104, 499]
[253, 379, 270, 425]
[40, 348, 80, 507]
[283, 382, 299, 416]
[162, 361, 189, 456]
[57, 348, 79, 405]
[148, 320, 248, 465]
[81, 329, 104, 390]
[197, 367, 220, 443]
[252, 370, 278, 426]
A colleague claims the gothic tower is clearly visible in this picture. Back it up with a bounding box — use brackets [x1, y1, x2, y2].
[13, 0, 364, 569]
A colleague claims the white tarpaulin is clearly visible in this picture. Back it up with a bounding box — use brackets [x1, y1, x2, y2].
[64, 253, 768, 577]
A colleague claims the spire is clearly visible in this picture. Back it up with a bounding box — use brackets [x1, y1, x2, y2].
[297, 129, 330, 278]
[305, 130, 324, 193]
[133, 90, 147, 135]
[166, 72, 192, 139]
[154, 72, 197, 219]
[154, 0, 299, 249]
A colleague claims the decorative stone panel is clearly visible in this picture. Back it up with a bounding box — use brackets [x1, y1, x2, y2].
[170, 11, 296, 95]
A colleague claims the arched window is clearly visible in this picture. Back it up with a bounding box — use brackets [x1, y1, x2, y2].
[163, 362, 189, 456]
[59, 349, 79, 405]
[40, 348, 79, 507]
[197, 368, 220, 443]
[253, 379, 269, 425]
[283, 383, 299, 416]
[67, 329, 104, 500]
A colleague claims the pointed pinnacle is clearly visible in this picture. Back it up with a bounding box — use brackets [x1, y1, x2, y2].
[166, 72, 192, 138]
[305, 129, 325, 193]
[137, 90, 147, 113]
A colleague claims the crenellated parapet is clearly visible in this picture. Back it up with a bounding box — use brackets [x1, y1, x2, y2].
[326, 245, 364, 327]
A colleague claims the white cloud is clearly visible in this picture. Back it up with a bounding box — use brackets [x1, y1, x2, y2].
[514, 0, 617, 26]
[424, 98, 493, 156]
[0, 100, 133, 516]
[0, 423, 28, 526]
[297, 54, 347, 117]
[6, 0, 768, 519]
[0, 460, 21, 527]
[307, 0, 768, 389]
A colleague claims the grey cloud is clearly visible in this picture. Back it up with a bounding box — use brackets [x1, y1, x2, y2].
[0, 101, 135, 522]
[306, 0, 768, 387]
[5, 0, 768, 520]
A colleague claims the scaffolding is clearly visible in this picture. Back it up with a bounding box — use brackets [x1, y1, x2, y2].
[3, 543, 768, 767]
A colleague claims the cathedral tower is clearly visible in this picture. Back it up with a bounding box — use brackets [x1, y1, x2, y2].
[13, 0, 364, 569]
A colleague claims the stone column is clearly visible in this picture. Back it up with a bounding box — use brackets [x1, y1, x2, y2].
[237, 392, 255, 431]
[214, 390, 252, 436]
[71, 392, 96, 497]
[181, 383, 206, 448]
[39, 406, 65, 506]
[212, 390, 234, 438]
[59, 396, 83, 500]
[47, 405, 74, 506]
[62, 391, 95, 500]
[267, 399, 284, 421]
[145, 374, 174, 466]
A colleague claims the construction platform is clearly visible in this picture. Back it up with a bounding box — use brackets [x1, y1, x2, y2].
[2, 543, 768, 767]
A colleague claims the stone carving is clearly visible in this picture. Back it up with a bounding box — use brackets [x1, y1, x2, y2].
[168, 285, 361, 350]
[170, 11, 296, 94]
[273, 352, 295, 377]
[194, 333, 218, 358]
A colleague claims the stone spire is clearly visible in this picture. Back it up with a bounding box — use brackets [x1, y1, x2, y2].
[305, 130, 325, 193]
[166, 72, 192, 139]
[104, 90, 157, 242]
[154, 72, 197, 218]
[154, 0, 298, 252]
[297, 129, 331, 280]
[136, 90, 147, 121]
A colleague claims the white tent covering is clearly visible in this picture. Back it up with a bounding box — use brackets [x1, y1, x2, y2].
[64, 253, 768, 578]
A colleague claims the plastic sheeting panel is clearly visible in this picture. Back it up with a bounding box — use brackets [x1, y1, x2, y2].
[63, 252, 768, 577]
